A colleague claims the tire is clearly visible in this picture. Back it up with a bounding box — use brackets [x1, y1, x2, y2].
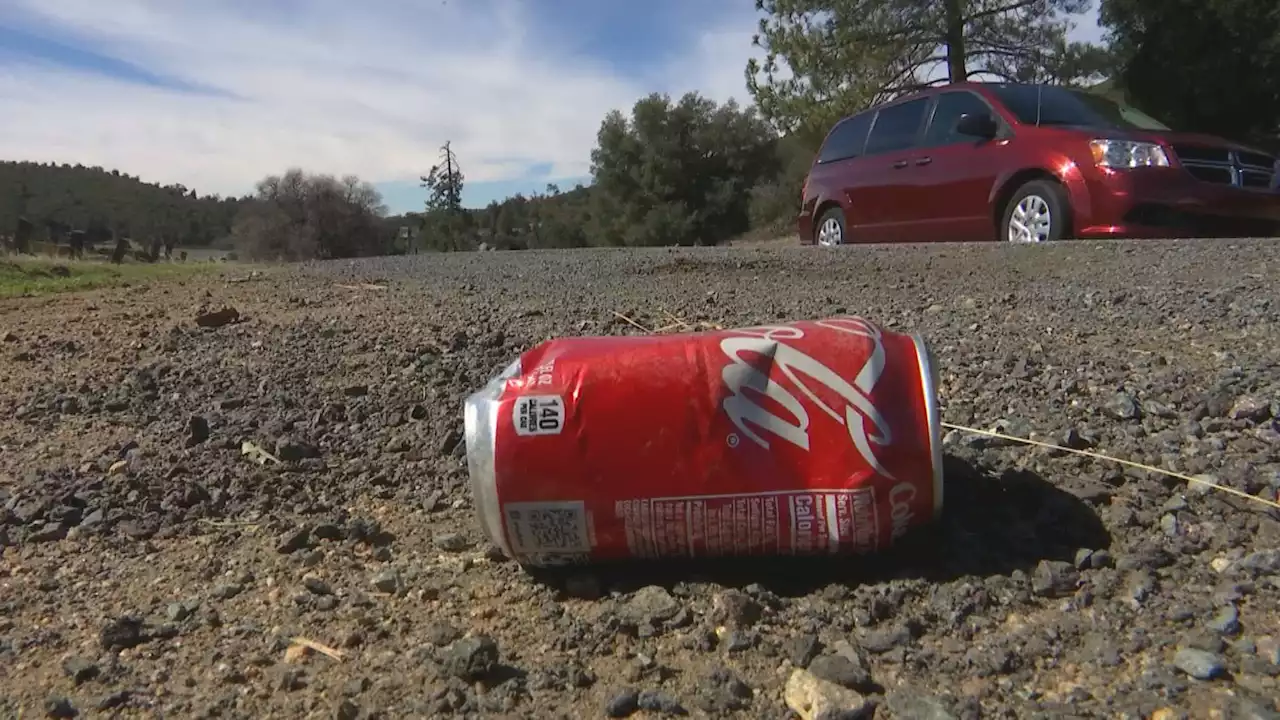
[814, 206, 846, 247]
[1001, 179, 1070, 243]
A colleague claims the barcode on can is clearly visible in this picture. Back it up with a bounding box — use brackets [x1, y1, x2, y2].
[504, 501, 591, 554]
[513, 395, 565, 436]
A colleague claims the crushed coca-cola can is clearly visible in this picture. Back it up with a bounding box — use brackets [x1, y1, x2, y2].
[463, 316, 943, 568]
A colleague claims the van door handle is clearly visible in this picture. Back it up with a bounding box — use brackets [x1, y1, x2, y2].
[892, 160, 908, 169]
[915, 156, 932, 166]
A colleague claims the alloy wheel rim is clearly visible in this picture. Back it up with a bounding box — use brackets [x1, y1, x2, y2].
[1008, 195, 1052, 243]
[817, 217, 842, 246]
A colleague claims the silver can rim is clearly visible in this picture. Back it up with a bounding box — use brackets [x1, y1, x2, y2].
[911, 332, 945, 521]
[463, 358, 523, 560]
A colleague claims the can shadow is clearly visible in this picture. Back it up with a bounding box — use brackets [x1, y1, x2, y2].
[521, 453, 1112, 598]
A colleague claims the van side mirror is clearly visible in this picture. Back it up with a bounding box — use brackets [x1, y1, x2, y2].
[956, 112, 998, 139]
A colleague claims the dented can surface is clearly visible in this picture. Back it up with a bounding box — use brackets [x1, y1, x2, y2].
[463, 316, 943, 568]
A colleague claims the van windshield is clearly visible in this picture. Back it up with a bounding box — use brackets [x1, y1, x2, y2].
[986, 84, 1172, 132]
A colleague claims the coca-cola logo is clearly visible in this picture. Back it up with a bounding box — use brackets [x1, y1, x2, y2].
[718, 317, 894, 479]
[889, 481, 915, 540]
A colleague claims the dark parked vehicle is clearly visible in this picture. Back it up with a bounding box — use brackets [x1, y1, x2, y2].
[798, 82, 1280, 245]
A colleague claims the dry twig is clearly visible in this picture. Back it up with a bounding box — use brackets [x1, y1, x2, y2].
[944, 423, 1280, 512]
[290, 636, 345, 662]
[611, 311, 652, 333]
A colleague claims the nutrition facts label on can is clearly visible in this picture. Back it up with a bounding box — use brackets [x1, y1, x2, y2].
[614, 489, 879, 559]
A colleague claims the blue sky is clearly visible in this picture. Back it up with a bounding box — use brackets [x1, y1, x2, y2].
[0, 1, 1105, 215]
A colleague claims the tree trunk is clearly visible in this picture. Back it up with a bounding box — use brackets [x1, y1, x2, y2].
[943, 0, 967, 82]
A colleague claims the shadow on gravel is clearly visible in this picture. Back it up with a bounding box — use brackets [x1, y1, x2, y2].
[525, 454, 1112, 598]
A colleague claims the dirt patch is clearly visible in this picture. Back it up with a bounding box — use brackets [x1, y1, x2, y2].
[1, 239, 1278, 718]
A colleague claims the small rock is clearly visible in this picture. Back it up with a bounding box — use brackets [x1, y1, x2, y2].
[1106, 393, 1141, 421]
[45, 696, 77, 718]
[425, 621, 462, 647]
[100, 616, 147, 650]
[119, 521, 154, 541]
[210, 583, 243, 600]
[302, 576, 333, 596]
[694, 666, 753, 712]
[188, 415, 210, 445]
[274, 436, 320, 462]
[606, 689, 641, 718]
[1063, 427, 1094, 449]
[1172, 647, 1226, 680]
[784, 668, 876, 720]
[1184, 631, 1226, 654]
[884, 688, 959, 720]
[312, 523, 344, 541]
[808, 653, 874, 692]
[276, 526, 312, 554]
[335, 699, 360, 720]
[860, 624, 911, 654]
[433, 532, 470, 552]
[167, 602, 194, 622]
[1235, 550, 1280, 576]
[1229, 396, 1271, 422]
[1208, 605, 1241, 636]
[711, 589, 763, 628]
[371, 568, 401, 594]
[620, 586, 680, 626]
[276, 667, 307, 691]
[1189, 474, 1222, 497]
[442, 635, 499, 681]
[1032, 560, 1080, 598]
[62, 657, 99, 685]
[29, 523, 68, 543]
[1256, 636, 1280, 665]
[788, 634, 823, 668]
[721, 629, 757, 652]
[638, 690, 687, 716]
[195, 307, 240, 328]
[96, 691, 131, 711]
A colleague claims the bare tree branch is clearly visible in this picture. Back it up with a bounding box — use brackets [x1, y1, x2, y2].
[962, 0, 1042, 25]
[965, 67, 1021, 81]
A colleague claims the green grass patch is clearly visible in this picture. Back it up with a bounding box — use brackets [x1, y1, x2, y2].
[0, 256, 231, 299]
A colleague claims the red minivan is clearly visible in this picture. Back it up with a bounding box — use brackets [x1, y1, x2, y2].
[798, 81, 1280, 245]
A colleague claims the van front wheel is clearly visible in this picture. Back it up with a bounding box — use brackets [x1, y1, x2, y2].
[814, 207, 846, 247]
[1001, 180, 1069, 243]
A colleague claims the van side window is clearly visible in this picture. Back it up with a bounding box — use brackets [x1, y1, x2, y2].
[816, 113, 873, 164]
[864, 98, 929, 155]
[923, 92, 994, 146]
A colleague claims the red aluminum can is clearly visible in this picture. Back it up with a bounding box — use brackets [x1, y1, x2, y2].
[463, 316, 943, 567]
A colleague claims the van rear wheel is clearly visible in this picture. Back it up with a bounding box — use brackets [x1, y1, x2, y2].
[814, 207, 846, 247]
[1001, 180, 1069, 243]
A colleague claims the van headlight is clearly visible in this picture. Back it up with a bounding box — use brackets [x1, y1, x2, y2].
[1089, 139, 1170, 168]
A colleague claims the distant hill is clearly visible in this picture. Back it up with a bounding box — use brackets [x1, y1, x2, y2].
[0, 160, 247, 247]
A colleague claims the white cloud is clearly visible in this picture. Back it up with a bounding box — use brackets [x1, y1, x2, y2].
[0, 0, 765, 198]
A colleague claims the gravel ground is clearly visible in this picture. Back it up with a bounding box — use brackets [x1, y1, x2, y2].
[2, 238, 1280, 719]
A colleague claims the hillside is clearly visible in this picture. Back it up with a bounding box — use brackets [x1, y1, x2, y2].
[0, 161, 247, 247]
